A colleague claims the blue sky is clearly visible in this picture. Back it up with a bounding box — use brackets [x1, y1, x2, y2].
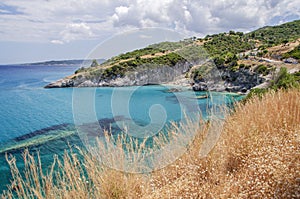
[0, 0, 299, 64]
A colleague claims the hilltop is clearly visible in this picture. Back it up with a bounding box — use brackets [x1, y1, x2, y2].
[45, 20, 300, 93]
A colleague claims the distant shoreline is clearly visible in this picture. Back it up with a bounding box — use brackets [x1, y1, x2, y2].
[0, 59, 105, 66]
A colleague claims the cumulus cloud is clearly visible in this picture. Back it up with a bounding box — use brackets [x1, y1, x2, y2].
[0, 0, 299, 43]
[111, 0, 173, 28]
[59, 23, 94, 43]
[109, 0, 300, 36]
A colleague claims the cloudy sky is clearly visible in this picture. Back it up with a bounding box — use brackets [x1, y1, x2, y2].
[0, 0, 299, 64]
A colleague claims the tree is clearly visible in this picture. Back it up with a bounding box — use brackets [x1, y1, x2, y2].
[229, 30, 235, 35]
[91, 59, 99, 67]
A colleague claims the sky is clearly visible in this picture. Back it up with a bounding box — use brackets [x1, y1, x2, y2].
[0, 0, 299, 64]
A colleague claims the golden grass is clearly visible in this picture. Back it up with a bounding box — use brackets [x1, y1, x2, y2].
[2, 89, 300, 198]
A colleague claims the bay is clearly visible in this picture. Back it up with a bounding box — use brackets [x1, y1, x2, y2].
[0, 64, 243, 192]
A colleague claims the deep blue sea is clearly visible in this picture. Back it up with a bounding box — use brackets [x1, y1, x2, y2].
[0, 64, 243, 192]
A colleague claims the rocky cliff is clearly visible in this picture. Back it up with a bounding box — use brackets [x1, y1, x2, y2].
[45, 60, 266, 94]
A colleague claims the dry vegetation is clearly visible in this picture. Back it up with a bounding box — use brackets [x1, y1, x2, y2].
[266, 39, 300, 59]
[2, 89, 300, 199]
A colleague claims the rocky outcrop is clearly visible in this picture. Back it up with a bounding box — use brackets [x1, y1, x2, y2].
[45, 62, 193, 88]
[192, 68, 266, 93]
[44, 79, 75, 88]
[45, 61, 266, 93]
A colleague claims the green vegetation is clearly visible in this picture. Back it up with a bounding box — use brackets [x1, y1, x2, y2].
[60, 20, 300, 93]
[245, 19, 300, 46]
[244, 67, 300, 101]
[255, 64, 268, 75]
[202, 20, 300, 68]
[190, 61, 215, 82]
[203, 32, 254, 68]
[106, 47, 161, 65]
[243, 88, 269, 101]
[93, 52, 187, 80]
[254, 64, 275, 76]
[70, 20, 300, 85]
[149, 38, 194, 51]
[74, 67, 86, 74]
[177, 45, 209, 62]
[282, 45, 300, 60]
[90, 59, 99, 67]
[271, 67, 300, 90]
[104, 39, 195, 66]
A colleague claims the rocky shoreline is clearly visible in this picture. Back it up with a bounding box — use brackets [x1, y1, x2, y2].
[45, 64, 267, 94]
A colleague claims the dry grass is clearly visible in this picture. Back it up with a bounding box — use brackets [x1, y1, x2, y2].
[2, 89, 300, 198]
[148, 89, 300, 198]
[266, 38, 300, 59]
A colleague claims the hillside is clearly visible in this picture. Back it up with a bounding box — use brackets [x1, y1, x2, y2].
[45, 20, 300, 93]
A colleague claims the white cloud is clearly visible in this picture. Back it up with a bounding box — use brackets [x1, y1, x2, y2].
[109, 0, 300, 35]
[60, 23, 94, 43]
[51, 40, 64, 45]
[115, 6, 129, 17]
[0, 0, 299, 43]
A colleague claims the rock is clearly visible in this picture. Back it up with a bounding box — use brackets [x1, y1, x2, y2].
[193, 82, 208, 91]
[78, 80, 98, 87]
[284, 58, 298, 64]
[45, 60, 267, 94]
[225, 86, 241, 92]
[192, 67, 266, 93]
[241, 87, 248, 93]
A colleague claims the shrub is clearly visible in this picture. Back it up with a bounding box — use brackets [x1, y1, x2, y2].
[272, 67, 300, 90]
[74, 67, 85, 74]
[242, 88, 268, 102]
[239, 63, 245, 68]
[282, 45, 300, 60]
[255, 64, 269, 75]
[90, 59, 99, 67]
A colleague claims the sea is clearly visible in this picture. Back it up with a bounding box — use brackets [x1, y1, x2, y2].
[0, 64, 243, 193]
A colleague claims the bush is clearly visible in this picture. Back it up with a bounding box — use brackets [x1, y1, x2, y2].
[75, 67, 85, 74]
[272, 67, 300, 90]
[282, 45, 300, 60]
[242, 88, 268, 102]
[239, 63, 245, 68]
[90, 59, 99, 67]
[245, 67, 299, 101]
[255, 64, 269, 75]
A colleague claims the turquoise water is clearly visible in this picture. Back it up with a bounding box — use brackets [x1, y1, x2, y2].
[0, 64, 243, 192]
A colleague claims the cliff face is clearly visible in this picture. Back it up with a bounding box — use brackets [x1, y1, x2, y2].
[45, 60, 266, 93]
[192, 67, 266, 93]
[45, 62, 192, 88]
